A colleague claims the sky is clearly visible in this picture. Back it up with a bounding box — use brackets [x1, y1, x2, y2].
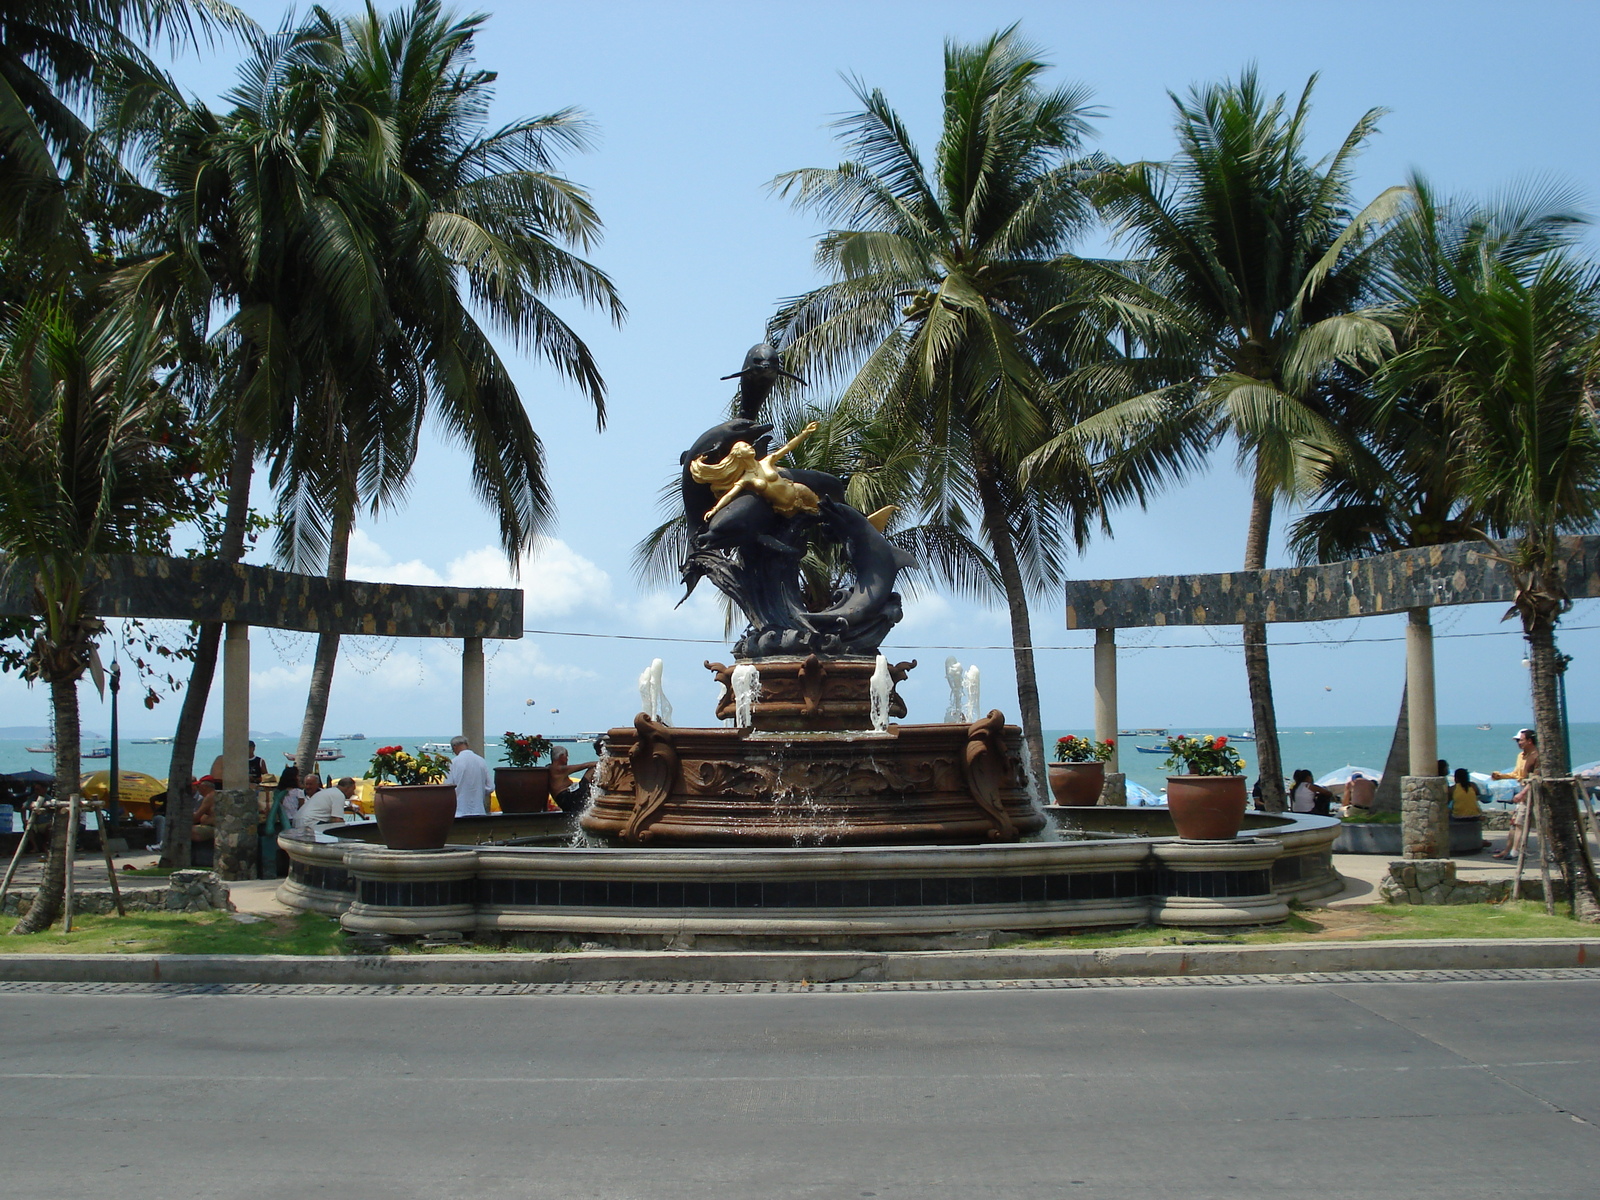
[4, 0, 1600, 739]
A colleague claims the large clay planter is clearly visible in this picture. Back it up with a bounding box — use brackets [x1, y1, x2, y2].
[1048, 761, 1106, 806]
[1165, 775, 1248, 840]
[494, 766, 552, 814]
[373, 783, 457, 850]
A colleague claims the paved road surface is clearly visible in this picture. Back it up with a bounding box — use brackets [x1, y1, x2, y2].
[3, 974, 1597, 1199]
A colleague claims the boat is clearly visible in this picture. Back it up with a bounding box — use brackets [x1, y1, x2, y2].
[1232, 731, 1256, 741]
[25, 744, 54, 754]
[1118, 728, 1167, 737]
[81, 745, 110, 759]
[334, 733, 366, 741]
[1134, 745, 1169, 754]
[419, 742, 453, 755]
[1476, 724, 1492, 731]
[283, 746, 344, 762]
[131, 735, 174, 745]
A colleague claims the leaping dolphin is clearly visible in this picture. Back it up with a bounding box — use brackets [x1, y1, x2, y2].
[721, 342, 806, 421]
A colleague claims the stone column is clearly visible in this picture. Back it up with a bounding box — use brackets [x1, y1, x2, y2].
[461, 636, 485, 753]
[222, 622, 250, 790]
[1094, 628, 1118, 772]
[1098, 771, 1127, 807]
[1401, 775, 1449, 859]
[1406, 608, 1438, 778]
[212, 788, 258, 881]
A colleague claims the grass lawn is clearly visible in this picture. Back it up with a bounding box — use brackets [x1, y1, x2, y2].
[1009, 900, 1594, 950]
[0, 911, 344, 956]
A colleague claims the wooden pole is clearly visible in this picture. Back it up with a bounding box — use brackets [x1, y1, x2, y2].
[1511, 796, 1531, 902]
[0, 803, 41, 910]
[62, 794, 80, 933]
[1533, 781, 1555, 917]
[91, 801, 125, 917]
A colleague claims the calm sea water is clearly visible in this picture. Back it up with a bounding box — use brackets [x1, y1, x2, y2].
[4, 724, 1595, 792]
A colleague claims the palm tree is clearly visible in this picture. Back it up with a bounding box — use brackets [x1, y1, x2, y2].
[1038, 69, 1401, 810]
[274, 0, 623, 772]
[1287, 178, 1586, 801]
[0, 296, 189, 932]
[766, 27, 1111, 793]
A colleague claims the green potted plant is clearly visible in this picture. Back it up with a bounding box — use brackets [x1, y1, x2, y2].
[1161, 734, 1249, 839]
[1048, 735, 1114, 806]
[495, 732, 554, 814]
[365, 745, 454, 849]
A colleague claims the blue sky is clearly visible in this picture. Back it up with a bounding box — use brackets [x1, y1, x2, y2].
[5, 0, 1599, 738]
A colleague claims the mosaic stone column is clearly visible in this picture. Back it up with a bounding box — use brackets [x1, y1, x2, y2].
[1401, 775, 1449, 859]
[213, 788, 259, 881]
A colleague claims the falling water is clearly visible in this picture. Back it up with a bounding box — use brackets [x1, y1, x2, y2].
[962, 664, 981, 722]
[638, 658, 672, 725]
[730, 662, 761, 727]
[868, 655, 893, 732]
[943, 656, 966, 723]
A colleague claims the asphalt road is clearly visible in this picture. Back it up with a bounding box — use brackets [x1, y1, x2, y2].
[3, 976, 1598, 1199]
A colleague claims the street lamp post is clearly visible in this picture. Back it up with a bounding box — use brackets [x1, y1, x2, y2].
[108, 660, 121, 828]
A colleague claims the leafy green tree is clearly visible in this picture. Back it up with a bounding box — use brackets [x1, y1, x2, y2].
[0, 296, 198, 931]
[1042, 69, 1401, 809]
[766, 27, 1110, 792]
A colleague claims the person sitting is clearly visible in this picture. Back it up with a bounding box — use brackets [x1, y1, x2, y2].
[1449, 767, 1483, 820]
[547, 746, 594, 815]
[1289, 769, 1334, 816]
[190, 777, 219, 842]
[1341, 772, 1377, 816]
[1492, 729, 1540, 858]
[276, 765, 306, 826]
[294, 777, 354, 831]
[207, 740, 269, 785]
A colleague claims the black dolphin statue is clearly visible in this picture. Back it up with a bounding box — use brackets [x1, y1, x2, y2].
[721, 342, 806, 421]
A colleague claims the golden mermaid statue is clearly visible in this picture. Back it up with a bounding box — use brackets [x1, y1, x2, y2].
[691, 421, 822, 520]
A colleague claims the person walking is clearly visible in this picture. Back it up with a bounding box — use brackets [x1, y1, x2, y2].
[446, 736, 492, 817]
[1491, 729, 1539, 858]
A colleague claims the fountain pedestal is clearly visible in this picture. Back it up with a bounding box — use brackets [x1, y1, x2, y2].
[704, 655, 916, 732]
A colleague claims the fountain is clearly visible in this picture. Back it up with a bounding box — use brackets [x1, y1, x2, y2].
[276, 340, 1344, 945]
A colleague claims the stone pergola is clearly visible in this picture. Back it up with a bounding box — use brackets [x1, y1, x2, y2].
[1063, 536, 1600, 793]
[0, 554, 523, 792]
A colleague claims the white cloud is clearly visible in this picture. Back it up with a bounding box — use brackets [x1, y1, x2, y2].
[345, 527, 445, 587]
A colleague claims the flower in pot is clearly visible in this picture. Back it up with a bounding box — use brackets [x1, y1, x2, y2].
[1048, 735, 1114, 806]
[1161, 734, 1249, 840]
[495, 732, 554, 814]
[365, 745, 455, 850]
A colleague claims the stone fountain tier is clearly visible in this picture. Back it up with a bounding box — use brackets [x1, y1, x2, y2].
[704, 654, 915, 731]
[579, 710, 1046, 848]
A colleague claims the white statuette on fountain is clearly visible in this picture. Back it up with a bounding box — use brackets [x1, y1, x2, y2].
[962, 665, 981, 722]
[639, 658, 672, 725]
[868, 655, 893, 732]
[730, 662, 761, 728]
[943, 656, 966, 723]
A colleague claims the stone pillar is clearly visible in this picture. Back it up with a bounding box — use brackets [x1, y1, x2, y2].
[1094, 628, 1118, 772]
[1406, 608, 1438, 778]
[461, 636, 485, 754]
[212, 788, 258, 881]
[1401, 775, 1449, 859]
[1099, 771, 1127, 807]
[222, 622, 250, 790]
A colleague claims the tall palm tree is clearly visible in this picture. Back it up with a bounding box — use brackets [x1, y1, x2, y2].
[0, 296, 188, 932]
[1039, 69, 1401, 810]
[275, 0, 623, 772]
[766, 27, 1111, 793]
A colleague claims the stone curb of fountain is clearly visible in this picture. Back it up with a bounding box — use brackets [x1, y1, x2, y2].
[0, 937, 1594, 987]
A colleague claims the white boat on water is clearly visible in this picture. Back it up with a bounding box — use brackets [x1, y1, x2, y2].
[131, 735, 174, 745]
[24, 744, 53, 754]
[283, 746, 344, 762]
[419, 742, 453, 755]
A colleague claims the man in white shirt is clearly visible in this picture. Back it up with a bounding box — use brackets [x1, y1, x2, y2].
[447, 736, 491, 817]
[294, 777, 356, 830]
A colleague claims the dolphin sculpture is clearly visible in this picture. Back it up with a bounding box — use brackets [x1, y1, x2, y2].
[721, 342, 806, 421]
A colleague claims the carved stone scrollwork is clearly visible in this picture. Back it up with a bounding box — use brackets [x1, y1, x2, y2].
[621, 714, 681, 844]
[962, 710, 1018, 841]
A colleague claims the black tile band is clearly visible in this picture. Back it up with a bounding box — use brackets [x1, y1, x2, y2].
[289, 860, 354, 894]
[357, 879, 476, 908]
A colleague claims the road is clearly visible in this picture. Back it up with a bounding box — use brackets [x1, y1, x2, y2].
[2, 974, 1598, 1199]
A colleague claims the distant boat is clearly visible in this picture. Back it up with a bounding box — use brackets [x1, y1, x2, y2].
[1119, 728, 1167, 737]
[1476, 724, 1492, 731]
[283, 746, 343, 762]
[335, 733, 366, 741]
[1134, 745, 1168, 755]
[131, 735, 174, 745]
[419, 742, 453, 755]
[25, 744, 53, 754]
[81, 745, 110, 759]
[1233, 731, 1256, 741]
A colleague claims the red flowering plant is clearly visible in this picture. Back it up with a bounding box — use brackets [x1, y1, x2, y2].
[501, 732, 553, 768]
[1053, 735, 1115, 763]
[1162, 734, 1246, 777]
[365, 745, 450, 785]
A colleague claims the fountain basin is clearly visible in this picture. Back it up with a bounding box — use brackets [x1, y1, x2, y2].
[278, 809, 1342, 944]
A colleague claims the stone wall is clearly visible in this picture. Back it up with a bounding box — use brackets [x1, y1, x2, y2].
[2, 870, 232, 917]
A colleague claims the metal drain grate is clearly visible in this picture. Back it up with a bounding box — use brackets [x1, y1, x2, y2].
[0, 967, 1595, 997]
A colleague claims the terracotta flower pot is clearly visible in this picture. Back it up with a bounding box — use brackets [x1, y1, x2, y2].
[494, 766, 552, 814]
[1165, 775, 1248, 840]
[373, 783, 457, 850]
[1048, 761, 1106, 806]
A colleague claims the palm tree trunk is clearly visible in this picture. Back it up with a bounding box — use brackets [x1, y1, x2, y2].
[160, 434, 254, 868]
[1373, 680, 1408, 813]
[295, 506, 352, 777]
[1242, 478, 1286, 812]
[972, 461, 1047, 803]
[11, 673, 80, 933]
[1524, 617, 1569, 777]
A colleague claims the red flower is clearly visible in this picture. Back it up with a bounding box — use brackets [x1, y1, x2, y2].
[1105, 738, 1115, 747]
[1214, 736, 1228, 747]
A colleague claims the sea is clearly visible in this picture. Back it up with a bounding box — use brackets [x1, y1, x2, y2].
[3, 724, 1595, 796]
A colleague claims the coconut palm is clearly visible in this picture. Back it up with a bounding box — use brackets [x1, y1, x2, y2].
[1031, 69, 1402, 809]
[274, 0, 623, 772]
[0, 296, 190, 932]
[765, 27, 1113, 793]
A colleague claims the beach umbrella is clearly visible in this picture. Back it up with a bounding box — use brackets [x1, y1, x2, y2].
[1316, 765, 1384, 786]
[1573, 760, 1600, 779]
[2, 769, 53, 784]
[79, 770, 167, 818]
[1126, 781, 1162, 806]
